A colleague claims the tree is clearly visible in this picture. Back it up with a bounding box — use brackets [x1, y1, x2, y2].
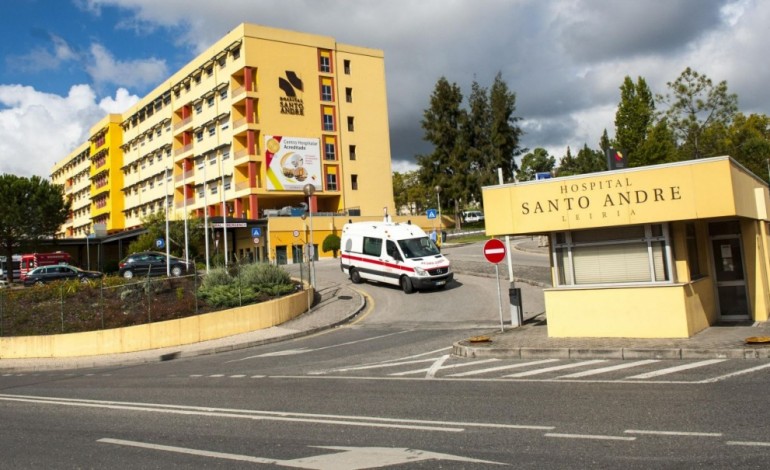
[633, 118, 679, 167]
[393, 170, 433, 215]
[574, 144, 606, 174]
[322, 233, 341, 258]
[657, 67, 738, 159]
[128, 210, 204, 260]
[555, 147, 578, 177]
[614, 76, 655, 166]
[0, 174, 70, 283]
[417, 77, 467, 222]
[462, 79, 492, 206]
[517, 148, 555, 181]
[487, 72, 523, 185]
[722, 113, 770, 182]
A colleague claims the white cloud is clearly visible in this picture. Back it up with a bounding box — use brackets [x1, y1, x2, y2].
[86, 43, 168, 89]
[8, 34, 78, 73]
[0, 85, 138, 178]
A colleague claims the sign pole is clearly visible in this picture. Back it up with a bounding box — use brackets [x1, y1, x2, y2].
[495, 264, 504, 332]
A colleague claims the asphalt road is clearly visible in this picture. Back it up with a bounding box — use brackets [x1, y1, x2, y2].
[2, 242, 769, 468]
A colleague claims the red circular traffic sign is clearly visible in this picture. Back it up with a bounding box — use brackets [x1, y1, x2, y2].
[483, 238, 507, 264]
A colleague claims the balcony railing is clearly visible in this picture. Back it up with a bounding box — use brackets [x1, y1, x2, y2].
[173, 115, 193, 131]
[235, 181, 252, 191]
[174, 143, 193, 157]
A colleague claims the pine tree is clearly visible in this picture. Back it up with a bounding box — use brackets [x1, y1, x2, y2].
[614, 76, 654, 166]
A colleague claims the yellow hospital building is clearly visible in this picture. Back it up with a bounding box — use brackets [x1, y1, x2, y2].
[51, 23, 395, 263]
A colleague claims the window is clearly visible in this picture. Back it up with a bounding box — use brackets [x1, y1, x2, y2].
[208, 126, 216, 137]
[349, 145, 356, 160]
[345, 88, 353, 103]
[351, 174, 358, 190]
[222, 149, 230, 159]
[326, 172, 337, 191]
[344, 59, 351, 74]
[323, 110, 335, 131]
[319, 50, 331, 73]
[232, 47, 240, 59]
[207, 96, 215, 107]
[206, 66, 213, 76]
[220, 88, 228, 100]
[196, 130, 203, 142]
[347, 116, 355, 132]
[324, 141, 336, 160]
[321, 83, 333, 101]
[363, 237, 382, 257]
[194, 102, 202, 113]
[218, 57, 226, 68]
[551, 224, 672, 286]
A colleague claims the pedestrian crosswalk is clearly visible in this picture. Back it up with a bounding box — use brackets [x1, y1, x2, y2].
[307, 355, 770, 384]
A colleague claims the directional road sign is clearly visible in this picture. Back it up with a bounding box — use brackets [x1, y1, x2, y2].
[251, 227, 262, 237]
[483, 238, 507, 264]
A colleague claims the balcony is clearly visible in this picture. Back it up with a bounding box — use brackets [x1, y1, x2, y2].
[175, 197, 196, 209]
[173, 115, 193, 131]
[173, 143, 193, 158]
[235, 180, 252, 192]
[174, 169, 195, 183]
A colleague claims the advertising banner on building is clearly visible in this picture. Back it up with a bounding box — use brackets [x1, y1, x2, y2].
[264, 136, 321, 191]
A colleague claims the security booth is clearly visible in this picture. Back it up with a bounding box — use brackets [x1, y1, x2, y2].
[482, 156, 770, 338]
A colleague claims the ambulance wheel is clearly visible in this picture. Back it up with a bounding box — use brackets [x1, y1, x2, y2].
[400, 276, 414, 294]
[350, 268, 362, 284]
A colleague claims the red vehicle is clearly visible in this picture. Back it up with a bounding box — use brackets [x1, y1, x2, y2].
[19, 252, 72, 281]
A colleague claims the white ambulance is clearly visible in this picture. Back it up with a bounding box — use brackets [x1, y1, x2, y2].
[340, 220, 453, 293]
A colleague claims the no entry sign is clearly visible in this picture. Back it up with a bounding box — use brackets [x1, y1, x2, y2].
[483, 238, 507, 264]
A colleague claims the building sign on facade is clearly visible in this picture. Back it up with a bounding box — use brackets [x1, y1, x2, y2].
[278, 70, 304, 116]
[265, 136, 322, 191]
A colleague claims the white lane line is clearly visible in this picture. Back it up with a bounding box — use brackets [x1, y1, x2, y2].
[545, 433, 635, 442]
[447, 359, 560, 377]
[424, 355, 450, 379]
[1, 394, 553, 432]
[558, 360, 660, 378]
[99, 438, 278, 465]
[333, 358, 437, 372]
[726, 441, 770, 447]
[308, 346, 452, 375]
[389, 358, 500, 377]
[625, 430, 722, 437]
[230, 375, 246, 378]
[625, 359, 726, 379]
[503, 360, 607, 378]
[227, 330, 413, 362]
[209, 374, 225, 378]
[700, 362, 770, 383]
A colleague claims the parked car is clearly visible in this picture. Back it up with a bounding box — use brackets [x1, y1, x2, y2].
[462, 210, 485, 223]
[23, 265, 103, 286]
[118, 251, 192, 279]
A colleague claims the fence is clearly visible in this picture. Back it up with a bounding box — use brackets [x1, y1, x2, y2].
[0, 262, 300, 338]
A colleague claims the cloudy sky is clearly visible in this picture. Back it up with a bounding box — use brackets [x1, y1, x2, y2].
[1, 0, 767, 178]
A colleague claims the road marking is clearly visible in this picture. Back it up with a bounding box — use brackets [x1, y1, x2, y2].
[503, 360, 607, 378]
[424, 355, 450, 379]
[321, 358, 437, 373]
[389, 358, 500, 376]
[209, 374, 225, 378]
[558, 360, 660, 378]
[1, 393, 553, 432]
[229, 375, 246, 378]
[98, 439, 507, 468]
[228, 331, 410, 362]
[625, 430, 722, 437]
[545, 433, 635, 441]
[625, 359, 726, 379]
[699, 361, 770, 383]
[446, 359, 559, 377]
[726, 441, 770, 447]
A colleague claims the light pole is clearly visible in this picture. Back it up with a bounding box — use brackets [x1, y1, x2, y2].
[303, 183, 316, 289]
[85, 228, 91, 271]
[435, 185, 442, 247]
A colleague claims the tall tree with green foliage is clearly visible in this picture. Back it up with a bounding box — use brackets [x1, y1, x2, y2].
[633, 118, 679, 167]
[614, 76, 655, 166]
[462, 79, 492, 206]
[555, 147, 578, 176]
[517, 148, 555, 181]
[487, 72, 523, 185]
[721, 113, 770, 182]
[0, 174, 69, 283]
[657, 67, 738, 159]
[574, 144, 606, 174]
[393, 170, 432, 215]
[417, 77, 467, 219]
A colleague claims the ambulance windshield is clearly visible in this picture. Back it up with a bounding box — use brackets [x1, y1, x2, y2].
[397, 237, 440, 259]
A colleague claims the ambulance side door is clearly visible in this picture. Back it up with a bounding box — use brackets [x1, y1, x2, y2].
[383, 240, 404, 286]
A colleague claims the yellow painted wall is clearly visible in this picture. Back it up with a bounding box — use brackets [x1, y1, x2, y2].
[544, 284, 711, 338]
[0, 286, 311, 359]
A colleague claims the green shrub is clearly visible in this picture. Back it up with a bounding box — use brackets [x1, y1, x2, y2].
[322, 234, 341, 257]
[196, 284, 259, 308]
[202, 267, 231, 288]
[240, 263, 292, 290]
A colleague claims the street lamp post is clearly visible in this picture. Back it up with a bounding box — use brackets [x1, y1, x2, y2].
[303, 184, 316, 289]
[435, 185, 442, 247]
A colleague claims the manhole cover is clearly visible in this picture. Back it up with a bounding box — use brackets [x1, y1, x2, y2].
[745, 336, 770, 344]
[469, 335, 491, 343]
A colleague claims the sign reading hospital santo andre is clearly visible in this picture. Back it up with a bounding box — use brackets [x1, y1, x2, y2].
[482, 158, 754, 235]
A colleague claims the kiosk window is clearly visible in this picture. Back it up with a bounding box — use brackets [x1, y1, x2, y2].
[552, 223, 672, 286]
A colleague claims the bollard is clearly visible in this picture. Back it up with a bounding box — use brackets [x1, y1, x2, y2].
[509, 285, 523, 327]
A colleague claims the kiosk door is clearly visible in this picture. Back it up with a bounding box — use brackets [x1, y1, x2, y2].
[710, 235, 749, 320]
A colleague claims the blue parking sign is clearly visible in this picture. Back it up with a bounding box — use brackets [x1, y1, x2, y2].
[251, 227, 262, 237]
[155, 238, 165, 249]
